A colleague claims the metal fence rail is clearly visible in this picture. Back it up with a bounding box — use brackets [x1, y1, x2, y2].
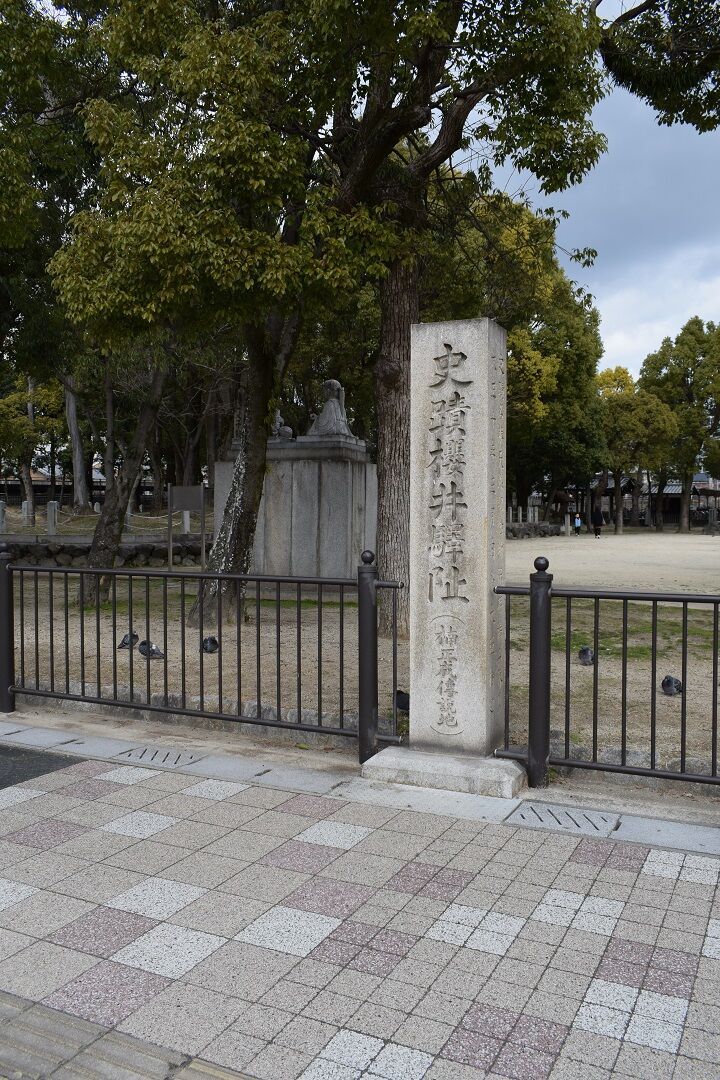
[495, 556, 720, 787]
[0, 551, 402, 764]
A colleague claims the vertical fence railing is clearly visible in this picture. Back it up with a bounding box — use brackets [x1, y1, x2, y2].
[496, 557, 720, 787]
[0, 553, 15, 713]
[0, 550, 403, 764]
[527, 557, 552, 787]
[358, 550, 379, 764]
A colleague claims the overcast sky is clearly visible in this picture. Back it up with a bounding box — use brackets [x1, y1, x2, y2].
[522, 88, 720, 377]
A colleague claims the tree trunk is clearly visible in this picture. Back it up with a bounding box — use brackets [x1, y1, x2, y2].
[613, 471, 624, 533]
[149, 437, 164, 511]
[375, 257, 417, 639]
[655, 471, 667, 531]
[181, 437, 197, 486]
[18, 460, 35, 526]
[49, 436, 57, 502]
[84, 368, 167, 602]
[65, 384, 92, 511]
[189, 348, 275, 624]
[680, 470, 692, 533]
[103, 371, 115, 503]
[206, 392, 217, 497]
[630, 466, 642, 527]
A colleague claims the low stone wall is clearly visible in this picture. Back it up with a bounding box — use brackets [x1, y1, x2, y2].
[506, 523, 563, 539]
[0, 539, 204, 568]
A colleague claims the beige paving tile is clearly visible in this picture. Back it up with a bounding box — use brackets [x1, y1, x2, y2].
[0, 940, 98, 1000]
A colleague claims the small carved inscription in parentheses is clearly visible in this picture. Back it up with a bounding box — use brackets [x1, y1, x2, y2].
[435, 620, 461, 731]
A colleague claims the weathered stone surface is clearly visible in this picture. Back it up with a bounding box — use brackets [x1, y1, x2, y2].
[215, 434, 377, 578]
[409, 318, 506, 756]
[361, 747, 525, 798]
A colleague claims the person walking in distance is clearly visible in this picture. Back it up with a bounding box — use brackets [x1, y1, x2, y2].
[574, 512, 582, 536]
[591, 503, 604, 539]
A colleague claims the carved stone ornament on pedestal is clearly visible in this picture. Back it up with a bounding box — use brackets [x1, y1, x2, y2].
[307, 380, 355, 438]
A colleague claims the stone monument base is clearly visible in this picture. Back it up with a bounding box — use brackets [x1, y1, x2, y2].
[361, 746, 526, 799]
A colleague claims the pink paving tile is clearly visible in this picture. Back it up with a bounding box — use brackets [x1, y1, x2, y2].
[60, 780, 122, 801]
[285, 879, 375, 919]
[605, 846, 649, 871]
[44, 960, 170, 1026]
[49, 907, 157, 958]
[595, 958, 645, 988]
[348, 947, 398, 977]
[419, 879, 466, 902]
[604, 857, 645, 873]
[5, 820, 88, 851]
[59, 760, 114, 777]
[493, 1041, 555, 1080]
[462, 1004, 519, 1039]
[442, 1029, 502, 1070]
[570, 840, 610, 866]
[371, 928, 418, 957]
[651, 946, 699, 976]
[643, 966, 694, 998]
[330, 921, 379, 946]
[276, 795, 346, 819]
[605, 938, 654, 966]
[510, 1015, 568, 1055]
[309, 939, 360, 965]
[386, 862, 439, 894]
[260, 840, 339, 874]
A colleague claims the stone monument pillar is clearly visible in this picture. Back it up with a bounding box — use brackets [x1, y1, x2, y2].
[410, 319, 506, 755]
[364, 318, 524, 797]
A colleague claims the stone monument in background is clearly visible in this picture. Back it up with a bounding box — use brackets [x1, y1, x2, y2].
[214, 380, 376, 578]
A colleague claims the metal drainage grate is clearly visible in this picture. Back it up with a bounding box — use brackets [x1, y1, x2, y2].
[506, 801, 619, 837]
[115, 746, 204, 769]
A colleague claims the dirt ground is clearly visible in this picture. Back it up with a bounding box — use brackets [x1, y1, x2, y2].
[506, 531, 720, 770]
[12, 530, 720, 769]
[506, 529, 720, 593]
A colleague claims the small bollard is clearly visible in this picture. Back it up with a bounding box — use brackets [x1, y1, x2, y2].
[21, 500, 28, 525]
[564, 513, 571, 536]
[182, 510, 191, 534]
[93, 501, 101, 514]
[47, 500, 58, 536]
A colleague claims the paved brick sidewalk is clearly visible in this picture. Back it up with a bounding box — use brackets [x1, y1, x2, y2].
[0, 758, 719, 1079]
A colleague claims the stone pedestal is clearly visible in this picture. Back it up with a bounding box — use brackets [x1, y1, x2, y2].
[215, 436, 377, 578]
[409, 318, 506, 756]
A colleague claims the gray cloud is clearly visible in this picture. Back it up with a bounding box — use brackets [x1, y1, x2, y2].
[493, 86, 720, 375]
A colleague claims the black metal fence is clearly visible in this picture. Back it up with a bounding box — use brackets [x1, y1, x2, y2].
[0, 551, 402, 764]
[496, 557, 720, 788]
